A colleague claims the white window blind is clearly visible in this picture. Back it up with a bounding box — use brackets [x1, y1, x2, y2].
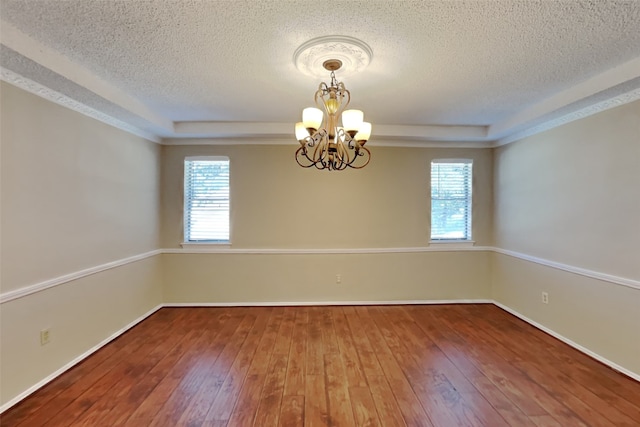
[431, 160, 472, 240]
[184, 157, 230, 242]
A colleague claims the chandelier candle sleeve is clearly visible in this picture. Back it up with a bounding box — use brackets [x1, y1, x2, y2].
[302, 107, 322, 132]
[342, 109, 364, 136]
[294, 59, 372, 171]
[355, 122, 372, 144]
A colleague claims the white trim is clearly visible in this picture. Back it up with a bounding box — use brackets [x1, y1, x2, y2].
[164, 299, 493, 307]
[0, 304, 163, 414]
[0, 68, 161, 143]
[180, 242, 231, 249]
[429, 240, 475, 248]
[493, 302, 640, 382]
[184, 155, 230, 161]
[2, 246, 637, 304]
[493, 247, 640, 291]
[161, 137, 494, 148]
[0, 250, 162, 304]
[164, 246, 492, 255]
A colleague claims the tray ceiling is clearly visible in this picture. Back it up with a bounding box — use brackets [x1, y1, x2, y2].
[1, 0, 639, 145]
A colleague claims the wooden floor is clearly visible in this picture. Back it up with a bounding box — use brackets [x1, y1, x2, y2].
[2, 305, 640, 426]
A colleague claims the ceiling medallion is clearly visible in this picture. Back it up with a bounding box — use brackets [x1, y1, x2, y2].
[293, 35, 373, 78]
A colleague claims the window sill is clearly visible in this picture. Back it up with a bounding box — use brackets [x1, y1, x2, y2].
[429, 240, 475, 248]
[181, 242, 231, 249]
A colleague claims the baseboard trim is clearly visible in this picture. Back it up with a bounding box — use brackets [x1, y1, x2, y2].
[164, 246, 492, 254]
[0, 250, 162, 304]
[493, 301, 640, 383]
[163, 299, 493, 307]
[0, 304, 163, 414]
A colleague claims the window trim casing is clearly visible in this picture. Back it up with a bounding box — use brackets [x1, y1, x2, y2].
[183, 155, 231, 246]
[429, 158, 473, 245]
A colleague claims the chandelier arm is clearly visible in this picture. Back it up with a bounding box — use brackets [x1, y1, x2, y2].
[347, 146, 371, 169]
[346, 135, 356, 150]
[336, 140, 350, 169]
[340, 86, 350, 114]
[295, 146, 316, 168]
[294, 60, 370, 171]
[314, 134, 330, 169]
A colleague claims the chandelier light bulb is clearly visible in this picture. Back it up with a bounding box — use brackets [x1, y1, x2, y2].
[342, 109, 364, 135]
[302, 107, 323, 132]
[295, 122, 310, 142]
[355, 122, 372, 144]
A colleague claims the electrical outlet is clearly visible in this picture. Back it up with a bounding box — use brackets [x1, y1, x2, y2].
[541, 292, 549, 304]
[336, 274, 342, 284]
[40, 328, 51, 345]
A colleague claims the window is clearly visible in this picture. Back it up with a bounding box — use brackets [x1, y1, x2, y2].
[184, 157, 230, 242]
[431, 160, 472, 241]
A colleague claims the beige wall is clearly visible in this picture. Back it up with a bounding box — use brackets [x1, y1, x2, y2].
[493, 100, 640, 376]
[494, 100, 640, 279]
[161, 145, 493, 248]
[160, 144, 493, 304]
[163, 251, 492, 304]
[1, 83, 161, 291]
[0, 83, 163, 407]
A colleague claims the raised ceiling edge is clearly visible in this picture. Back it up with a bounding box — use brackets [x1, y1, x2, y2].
[494, 87, 640, 147]
[3, 68, 639, 148]
[1, 67, 160, 143]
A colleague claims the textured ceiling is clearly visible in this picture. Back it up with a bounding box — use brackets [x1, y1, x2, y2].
[1, 0, 640, 144]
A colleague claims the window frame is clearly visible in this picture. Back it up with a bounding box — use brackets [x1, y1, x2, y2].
[429, 159, 474, 245]
[182, 156, 231, 246]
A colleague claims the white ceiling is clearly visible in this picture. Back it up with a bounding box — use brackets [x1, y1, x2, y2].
[1, 0, 639, 145]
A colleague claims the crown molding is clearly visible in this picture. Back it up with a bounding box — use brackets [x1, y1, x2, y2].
[1, 67, 160, 143]
[490, 56, 640, 144]
[0, 20, 172, 133]
[493, 87, 640, 147]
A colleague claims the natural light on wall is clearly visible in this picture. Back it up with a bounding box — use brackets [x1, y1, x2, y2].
[430, 160, 473, 241]
[184, 157, 230, 243]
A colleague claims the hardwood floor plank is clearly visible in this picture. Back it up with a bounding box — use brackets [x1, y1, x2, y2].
[254, 353, 289, 427]
[465, 373, 537, 427]
[343, 307, 384, 378]
[324, 352, 357, 426]
[226, 308, 288, 426]
[320, 307, 340, 355]
[139, 308, 255, 426]
[283, 308, 308, 396]
[512, 360, 627, 426]
[202, 308, 273, 424]
[332, 307, 368, 388]
[304, 374, 329, 427]
[280, 395, 305, 427]
[74, 318, 208, 426]
[273, 307, 296, 355]
[349, 386, 382, 427]
[366, 375, 407, 427]
[305, 308, 324, 376]
[3, 304, 640, 427]
[359, 307, 434, 426]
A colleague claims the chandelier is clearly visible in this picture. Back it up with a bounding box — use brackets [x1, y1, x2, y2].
[294, 59, 371, 170]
